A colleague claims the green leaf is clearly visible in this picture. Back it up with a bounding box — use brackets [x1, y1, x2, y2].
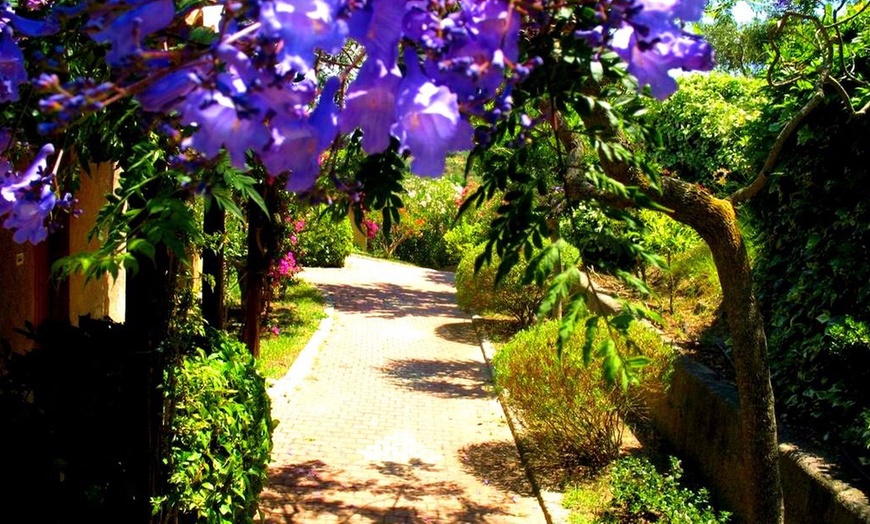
[582, 316, 599, 366]
[624, 356, 652, 370]
[127, 238, 156, 261]
[590, 60, 604, 82]
[557, 297, 588, 357]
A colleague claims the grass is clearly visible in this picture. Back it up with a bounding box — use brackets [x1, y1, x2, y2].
[256, 280, 327, 380]
[563, 470, 612, 524]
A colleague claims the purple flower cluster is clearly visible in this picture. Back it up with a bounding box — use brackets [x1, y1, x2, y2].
[577, 0, 714, 98]
[0, 140, 57, 244]
[1, 2, 58, 103]
[0, 0, 718, 243]
[111, 0, 530, 190]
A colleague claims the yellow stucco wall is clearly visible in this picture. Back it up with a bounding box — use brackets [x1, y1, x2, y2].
[68, 162, 126, 325]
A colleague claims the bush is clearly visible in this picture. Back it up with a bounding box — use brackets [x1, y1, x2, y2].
[455, 241, 580, 325]
[560, 204, 642, 273]
[443, 219, 483, 266]
[393, 227, 453, 269]
[156, 329, 273, 523]
[295, 207, 353, 267]
[599, 455, 731, 523]
[493, 320, 672, 469]
[367, 175, 462, 268]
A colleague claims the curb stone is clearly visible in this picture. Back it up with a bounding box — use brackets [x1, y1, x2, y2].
[471, 315, 571, 524]
[266, 294, 335, 397]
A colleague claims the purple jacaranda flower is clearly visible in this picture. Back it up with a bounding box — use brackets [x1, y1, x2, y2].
[339, 57, 401, 154]
[0, 25, 26, 102]
[258, 0, 349, 76]
[402, 2, 442, 47]
[348, 0, 405, 63]
[261, 77, 339, 192]
[23, 0, 51, 10]
[635, 0, 706, 22]
[0, 1, 55, 103]
[424, 38, 505, 104]
[136, 66, 202, 113]
[179, 88, 271, 170]
[611, 25, 712, 99]
[463, 0, 520, 64]
[89, 0, 175, 65]
[2, 4, 60, 36]
[392, 50, 473, 177]
[0, 143, 56, 244]
[577, 0, 713, 99]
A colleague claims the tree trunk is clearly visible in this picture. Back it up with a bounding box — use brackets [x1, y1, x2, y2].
[660, 182, 783, 524]
[202, 203, 225, 329]
[562, 85, 785, 523]
[126, 221, 180, 524]
[241, 186, 276, 358]
[242, 199, 266, 358]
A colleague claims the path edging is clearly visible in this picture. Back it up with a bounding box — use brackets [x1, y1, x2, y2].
[267, 294, 335, 395]
[471, 314, 567, 524]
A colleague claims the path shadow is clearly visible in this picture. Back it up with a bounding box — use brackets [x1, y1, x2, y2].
[434, 321, 478, 345]
[472, 317, 524, 344]
[309, 282, 460, 319]
[459, 441, 537, 497]
[380, 358, 492, 398]
[261, 458, 513, 523]
[422, 269, 455, 287]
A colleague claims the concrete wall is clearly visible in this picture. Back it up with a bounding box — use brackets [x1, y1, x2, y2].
[647, 356, 870, 523]
[68, 162, 125, 325]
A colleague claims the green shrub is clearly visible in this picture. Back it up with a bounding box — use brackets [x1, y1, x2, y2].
[443, 183, 501, 267]
[443, 220, 484, 266]
[455, 242, 580, 325]
[295, 207, 353, 267]
[394, 227, 453, 269]
[367, 175, 462, 268]
[599, 455, 731, 523]
[560, 203, 642, 273]
[493, 320, 672, 469]
[156, 329, 274, 523]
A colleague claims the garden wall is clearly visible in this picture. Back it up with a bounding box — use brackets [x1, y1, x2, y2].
[646, 356, 870, 524]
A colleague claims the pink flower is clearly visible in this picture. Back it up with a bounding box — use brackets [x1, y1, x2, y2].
[271, 325, 280, 336]
[362, 218, 379, 239]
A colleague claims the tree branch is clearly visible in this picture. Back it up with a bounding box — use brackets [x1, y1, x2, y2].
[728, 88, 825, 206]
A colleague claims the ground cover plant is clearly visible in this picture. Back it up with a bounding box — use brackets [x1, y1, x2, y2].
[563, 455, 731, 523]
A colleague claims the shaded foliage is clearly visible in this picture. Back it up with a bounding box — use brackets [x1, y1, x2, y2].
[751, 98, 870, 462]
[0, 319, 153, 523]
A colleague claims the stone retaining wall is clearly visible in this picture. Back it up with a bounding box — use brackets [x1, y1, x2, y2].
[647, 356, 870, 523]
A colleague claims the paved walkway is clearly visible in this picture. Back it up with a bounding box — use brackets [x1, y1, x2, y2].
[259, 255, 546, 523]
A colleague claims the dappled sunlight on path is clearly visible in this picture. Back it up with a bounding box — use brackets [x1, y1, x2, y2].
[259, 255, 545, 523]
